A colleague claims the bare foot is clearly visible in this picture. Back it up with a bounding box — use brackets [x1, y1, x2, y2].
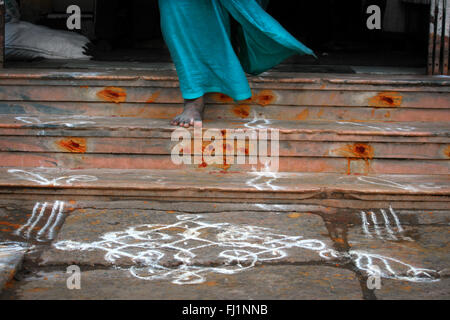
[171, 96, 205, 128]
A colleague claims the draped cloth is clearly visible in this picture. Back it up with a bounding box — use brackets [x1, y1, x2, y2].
[159, 0, 315, 101]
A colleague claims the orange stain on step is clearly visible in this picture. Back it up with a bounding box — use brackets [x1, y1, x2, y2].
[146, 91, 161, 103]
[252, 90, 276, 106]
[56, 138, 87, 153]
[368, 92, 403, 107]
[333, 143, 374, 175]
[212, 93, 234, 103]
[232, 105, 251, 118]
[25, 288, 50, 293]
[0, 221, 22, 229]
[317, 108, 325, 118]
[204, 281, 218, 287]
[97, 87, 127, 104]
[444, 145, 450, 158]
[198, 131, 231, 171]
[212, 90, 276, 106]
[296, 109, 309, 120]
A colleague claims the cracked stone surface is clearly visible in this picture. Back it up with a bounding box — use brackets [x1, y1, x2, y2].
[0, 242, 28, 291]
[1, 265, 364, 300]
[0, 200, 448, 299]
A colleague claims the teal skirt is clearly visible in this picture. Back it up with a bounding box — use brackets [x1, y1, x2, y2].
[159, 0, 315, 101]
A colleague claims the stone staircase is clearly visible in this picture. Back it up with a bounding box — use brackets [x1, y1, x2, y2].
[0, 68, 448, 209]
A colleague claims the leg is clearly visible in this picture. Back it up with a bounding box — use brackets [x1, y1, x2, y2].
[171, 96, 205, 128]
[158, 0, 252, 127]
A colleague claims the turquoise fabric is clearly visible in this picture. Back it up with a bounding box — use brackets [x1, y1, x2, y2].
[159, 0, 315, 101]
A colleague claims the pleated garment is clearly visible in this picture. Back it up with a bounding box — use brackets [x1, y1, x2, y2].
[159, 0, 315, 101]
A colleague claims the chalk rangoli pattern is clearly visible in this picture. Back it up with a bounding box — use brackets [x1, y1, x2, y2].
[357, 176, 444, 193]
[54, 214, 439, 285]
[244, 111, 272, 129]
[15, 116, 96, 128]
[8, 169, 98, 186]
[15, 201, 66, 242]
[337, 121, 417, 133]
[360, 206, 414, 241]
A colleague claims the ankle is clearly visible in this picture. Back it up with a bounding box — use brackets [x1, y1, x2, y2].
[184, 97, 204, 111]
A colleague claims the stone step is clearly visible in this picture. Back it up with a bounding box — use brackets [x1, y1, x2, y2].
[2, 116, 448, 142]
[1, 135, 447, 159]
[3, 102, 450, 123]
[0, 242, 27, 294]
[4, 86, 447, 109]
[1, 152, 449, 175]
[5, 101, 450, 124]
[0, 116, 448, 174]
[0, 69, 449, 123]
[0, 168, 448, 207]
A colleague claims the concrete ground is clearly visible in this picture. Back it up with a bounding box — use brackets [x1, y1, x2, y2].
[0, 199, 448, 300]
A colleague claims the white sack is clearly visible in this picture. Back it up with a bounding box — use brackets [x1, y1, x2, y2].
[5, 21, 92, 60]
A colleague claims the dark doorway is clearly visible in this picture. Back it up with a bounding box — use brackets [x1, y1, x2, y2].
[7, 0, 431, 73]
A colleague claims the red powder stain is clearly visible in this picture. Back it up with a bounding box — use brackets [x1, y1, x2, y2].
[198, 141, 210, 169]
[444, 145, 450, 158]
[0, 221, 22, 229]
[296, 109, 309, 120]
[146, 91, 161, 104]
[97, 87, 127, 104]
[56, 138, 87, 153]
[212, 93, 234, 103]
[4, 279, 16, 289]
[198, 162, 208, 168]
[317, 109, 325, 118]
[333, 143, 374, 175]
[232, 105, 251, 118]
[198, 132, 231, 171]
[25, 288, 50, 293]
[204, 281, 218, 287]
[252, 90, 276, 106]
[368, 92, 403, 107]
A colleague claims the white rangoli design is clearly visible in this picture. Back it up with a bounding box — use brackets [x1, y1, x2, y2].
[54, 214, 439, 285]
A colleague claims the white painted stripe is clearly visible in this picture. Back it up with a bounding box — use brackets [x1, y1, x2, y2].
[37, 201, 60, 238]
[48, 202, 65, 240]
[360, 211, 372, 238]
[370, 211, 384, 239]
[15, 202, 40, 235]
[26, 202, 48, 238]
[381, 209, 398, 240]
[389, 206, 404, 233]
